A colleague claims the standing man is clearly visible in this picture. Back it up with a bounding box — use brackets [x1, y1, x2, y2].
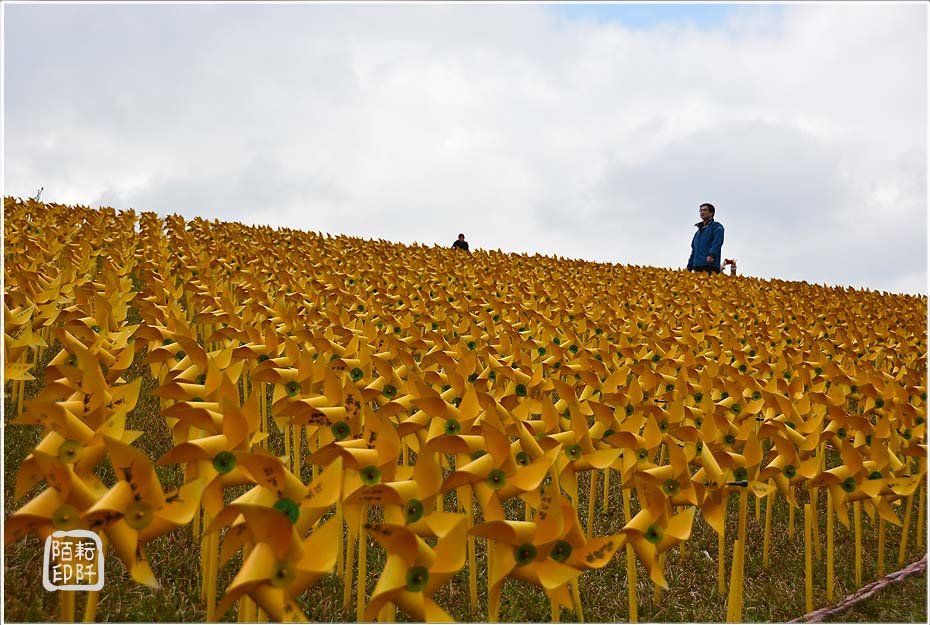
[452, 233, 470, 252]
[687, 203, 724, 273]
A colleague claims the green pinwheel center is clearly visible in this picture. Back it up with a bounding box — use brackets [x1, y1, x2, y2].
[175, 350, 187, 361]
[902, 429, 912, 440]
[636, 448, 649, 462]
[552, 337, 561, 345]
[486, 469, 507, 490]
[659, 420, 669, 433]
[693, 392, 704, 403]
[651, 354, 661, 363]
[350, 367, 364, 381]
[91, 324, 102, 333]
[404, 499, 424, 523]
[602, 429, 615, 440]
[360, 465, 382, 486]
[124, 501, 154, 530]
[569, 344, 579, 354]
[468, 373, 479, 383]
[720, 391, 730, 400]
[270, 561, 296, 588]
[565, 444, 583, 462]
[357, 304, 365, 312]
[841, 477, 857, 493]
[213, 451, 236, 474]
[537, 347, 547, 357]
[406, 565, 430, 592]
[752, 390, 762, 401]
[58, 439, 84, 463]
[67, 354, 78, 366]
[663, 479, 680, 496]
[331, 421, 351, 441]
[625, 405, 635, 417]
[383, 384, 397, 398]
[696, 441, 704, 453]
[730, 404, 742, 416]
[550, 540, 573, 562]
[467, 341, 476, 351]
[783, 465, 797, 479]
[52, 504, 80, 530]
[514, 542, 538, 565]
[875, 398, 885, 408]
[162, 338, 175, 345]
[285, 380, 301, 397]
[444, 419, 461, 436]
[515, 451, 531, 466]
[645, 524, 663, 544]
[273, 498, 299, 524]
[257, 354, 270, 363]
[724, 434, 736, 446]
[868, 471, 883, 480]
[515, 383, 528, 397]
[452, 396, 462, 407]
[733, 467, 748, 482]
[836, 427, 847, 439]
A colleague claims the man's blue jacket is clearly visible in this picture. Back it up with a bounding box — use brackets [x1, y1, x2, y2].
[688, 219, 724, 271]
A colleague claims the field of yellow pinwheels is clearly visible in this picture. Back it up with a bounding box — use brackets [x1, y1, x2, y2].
[3, 196, 927, 623]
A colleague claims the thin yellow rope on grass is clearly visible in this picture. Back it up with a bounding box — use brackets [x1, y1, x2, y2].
[789, 555, 927, 623]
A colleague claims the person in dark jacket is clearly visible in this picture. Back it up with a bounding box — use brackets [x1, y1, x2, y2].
[452, 233, 470, 252]
[687, 203, 724, 273]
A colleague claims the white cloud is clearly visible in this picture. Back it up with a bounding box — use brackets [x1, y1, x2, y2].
[3, 3, 926, 294]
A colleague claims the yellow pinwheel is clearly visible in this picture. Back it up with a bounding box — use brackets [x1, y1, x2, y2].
[84, 437, 204, 587]
[365, 512, 468, 622]
[215, 511, 342, 622]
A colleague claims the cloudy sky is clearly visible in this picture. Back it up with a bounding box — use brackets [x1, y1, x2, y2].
[4, 2, 927, 294]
